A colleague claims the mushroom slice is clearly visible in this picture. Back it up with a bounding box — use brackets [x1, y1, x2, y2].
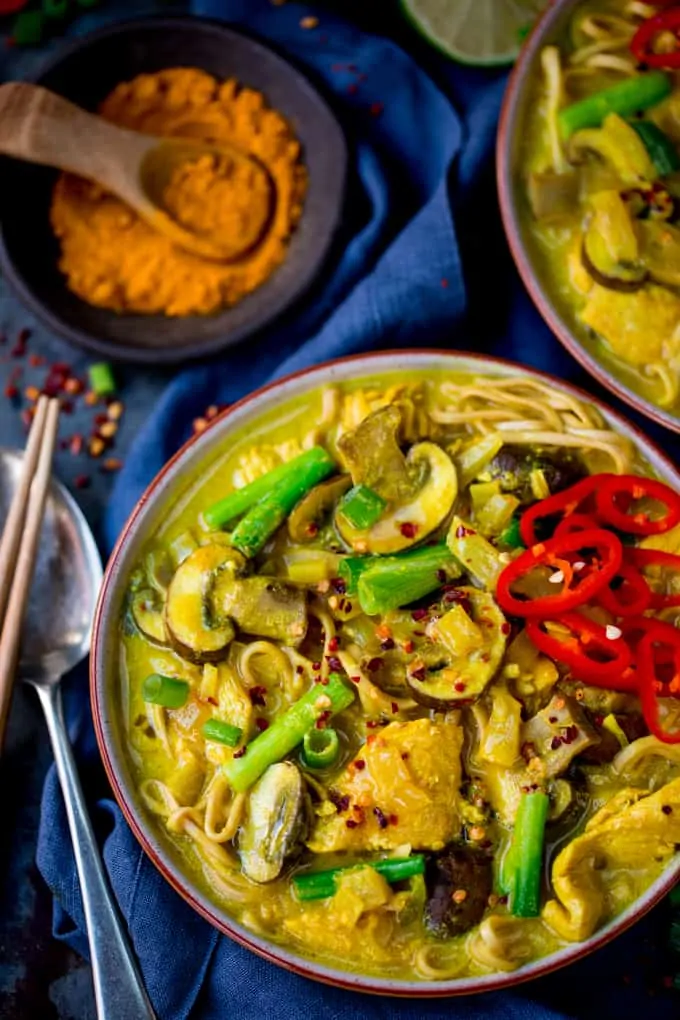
[336, 442, 457, 555]
[215, 575, 308, 646]
[406, 587, 508, 708]
[238, 762, 310, 883]
[165, 544, 245, 663]
[288, 474, 352, 543]
[637, 218, 680, 288]
[131, 588, 167, 646]
[337, 404, 415, 503]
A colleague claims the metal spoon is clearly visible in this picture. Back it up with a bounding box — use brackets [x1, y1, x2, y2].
[0, 81, 274, 263]
[0, 449, 156, 1020]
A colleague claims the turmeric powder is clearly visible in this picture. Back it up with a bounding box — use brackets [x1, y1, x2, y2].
[50, 69, 307, 317]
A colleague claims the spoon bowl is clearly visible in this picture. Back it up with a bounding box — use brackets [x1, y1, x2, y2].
[0, 82, 271, 262]
[0, 448, 101, 684]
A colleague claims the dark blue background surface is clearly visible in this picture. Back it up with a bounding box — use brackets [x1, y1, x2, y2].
[1, 0, 679, 1017]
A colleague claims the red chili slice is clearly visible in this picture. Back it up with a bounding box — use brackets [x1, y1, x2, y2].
[553, 512, 600, 539]
[622, 617, 680, 743]
[631, 8, 680, 69]
[625, 547, 680, 608]
[495, 528, 623, 617]
[597, 560, 653, 617]
[595, 475, 680, 535]
[519, 475, 606, 547]
[526, 612, 634, 685]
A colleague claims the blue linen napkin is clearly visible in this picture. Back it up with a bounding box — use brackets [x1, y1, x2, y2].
[36, 2, 679, 1017]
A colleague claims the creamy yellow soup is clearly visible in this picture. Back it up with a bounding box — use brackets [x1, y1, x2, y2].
[521, 0, 680, 414]
[119, 370, 680, 980]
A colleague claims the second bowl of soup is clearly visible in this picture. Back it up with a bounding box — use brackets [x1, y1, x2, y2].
[92, 350, 680, 995]
[499, 0, 680, 432]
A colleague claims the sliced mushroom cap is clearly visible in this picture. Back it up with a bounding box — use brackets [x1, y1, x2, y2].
[425, 844, 493, 938]
[581, 190, 648, 292]
[405, 587, 508, 708]
[636, 218, 680, 287]
[164, 544, 245, 663]
[215, 575, 308, 646]
[337, 404, 417, 502]
[287, 474, 352, 543]
[336, 442, 458, 555]
[238, 762, 311, 883]
[131, 588, 168, 646]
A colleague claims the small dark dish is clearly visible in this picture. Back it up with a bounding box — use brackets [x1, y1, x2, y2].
[0, 17, 347, 364]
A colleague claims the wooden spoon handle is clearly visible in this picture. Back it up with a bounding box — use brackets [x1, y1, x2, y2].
[0, 82, 147, 188]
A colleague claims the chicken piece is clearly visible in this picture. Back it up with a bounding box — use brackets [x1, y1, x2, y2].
[306, 719, 463, 853]
[521, 694, 598, 778]
[543, 777, 680, 942]
[580, 283, 680, 366]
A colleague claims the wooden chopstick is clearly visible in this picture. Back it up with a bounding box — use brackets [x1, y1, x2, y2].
[0, 397, 60, 751]
[0, 395, 50, 624]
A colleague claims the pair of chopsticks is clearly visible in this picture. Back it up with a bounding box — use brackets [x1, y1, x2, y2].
[0, 395, 60, 751]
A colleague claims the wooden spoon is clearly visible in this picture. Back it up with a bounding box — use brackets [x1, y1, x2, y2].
[0, 82, 274, 263]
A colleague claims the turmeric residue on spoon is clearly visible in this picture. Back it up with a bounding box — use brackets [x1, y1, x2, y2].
[50, 69, 307, 317]
[161, 151, 273, 258]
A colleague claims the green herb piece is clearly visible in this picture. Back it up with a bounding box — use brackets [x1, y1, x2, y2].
[142, 673, 189, 709]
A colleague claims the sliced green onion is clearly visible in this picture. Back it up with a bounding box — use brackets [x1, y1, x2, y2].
[558, 72, 672, 139]
[301, 726, 340, 769]
[499, 516, 524, 550]
[293, 855, 425, 901]
[202, 719, 243, 747]
[356, 543, 458, 615]
[88, 361, 116, 396]
[203, 448, 333, 530]
[629, 120, 680, 176]
[142, 673, 189, 709]
[337, 485, 386, 530]
[224, 673, 354, 792]
[338, 555, 372, 594]
[509, 791, 549, 918]
[230, 449, 336, 558]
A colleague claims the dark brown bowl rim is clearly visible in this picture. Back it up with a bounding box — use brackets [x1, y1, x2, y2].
[91, 348, 680, 996]
[0, 15, 347, 365]
[496, 0, 680, 434]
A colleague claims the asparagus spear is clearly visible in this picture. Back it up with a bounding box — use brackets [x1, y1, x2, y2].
[223, 673, 354, 792]
[203, 447, 334, 530]
[230, 449, 336, 558]
[293, 855, 425, 901]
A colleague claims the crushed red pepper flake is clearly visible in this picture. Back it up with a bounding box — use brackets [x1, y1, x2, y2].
[441, 278, 449, 289]
[373, 806, 389, 829]
[248, 686, 267, 706]
[369, 101, 384, 117]
[74, 474, 91, 490]
[101, 458, 123, 473]
[399, 522, 417, 539]
[233, 747, 247, 759]
[255, 717, 269, 732]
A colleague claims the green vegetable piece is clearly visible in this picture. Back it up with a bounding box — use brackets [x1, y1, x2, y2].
[88, 361, 116, 396]
[558, 72, 672, 139]
[455, 434, 504, 490]
[629, 120, 680, 177]
[509, 792, 549, 918]
[202, 719, 243, 747]
[499, 516, 524, 550]
[231, 448, 336, 558]
[355, 543, 458, 615]
[447, 516, 505, 591]
[204, 447, 334, 531]
[293, 854, 425, 901]
[338, 556, 372, 594]
[301, 726, 340, 769]
[337, 484, 386, 530]
[224, 673, 354, 792]
[42, 0, 68, 18]
[11, 10, 44, 46]
[142, 673, 189, 709]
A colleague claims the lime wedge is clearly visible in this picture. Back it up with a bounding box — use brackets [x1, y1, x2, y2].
[401, 0, 549, 67]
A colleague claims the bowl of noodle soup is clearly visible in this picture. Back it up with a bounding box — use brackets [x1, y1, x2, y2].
[92, 350, 680, 994]
[498, 0, 680, 432]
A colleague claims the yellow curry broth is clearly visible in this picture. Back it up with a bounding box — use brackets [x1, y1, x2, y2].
[118, 371, 680, 980]
[520, 0, 680, 412]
